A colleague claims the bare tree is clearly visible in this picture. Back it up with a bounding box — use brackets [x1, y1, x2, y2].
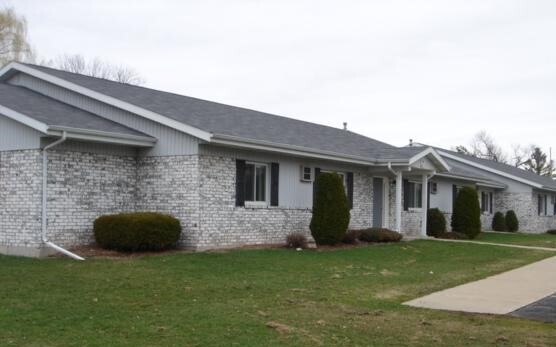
[470, 131, 507, 163]
[511, 144, 533, 168]
[43, 54, 145, 85]
[456, 131, 507, 163]
[0, 7, 34, 66]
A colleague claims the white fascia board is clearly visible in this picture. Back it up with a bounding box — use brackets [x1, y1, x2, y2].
[211, 135, 376, 166]
[438, 150, 543, 188]
[0, 104, 48, 133]
[0, 62, 212, 142]
[47, 129, 155, 147]
[409, 147, 451, 172]
[435, 173, 506, 189]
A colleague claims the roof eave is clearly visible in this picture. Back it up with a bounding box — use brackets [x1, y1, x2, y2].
[434, 172, 506, 189]
[0, 61, 213, 142]
[47, 127, 156, 147]
[438, 150, 545, 189]
[210, 134, 387, 166]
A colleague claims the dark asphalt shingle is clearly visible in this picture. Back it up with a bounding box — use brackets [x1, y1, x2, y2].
[22, 63, 425, 161]
[0, 82, 153, 139]
[437, 147, 556, 190]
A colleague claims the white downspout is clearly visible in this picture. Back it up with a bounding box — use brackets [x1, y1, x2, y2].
[42, 132, 85, 261]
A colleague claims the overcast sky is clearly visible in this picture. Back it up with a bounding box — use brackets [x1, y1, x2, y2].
[6, 0, 556, 155]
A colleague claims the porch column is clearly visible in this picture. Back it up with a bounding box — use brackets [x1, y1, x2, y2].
[421, 174, 428, 237]
[395, 171, 402, 232]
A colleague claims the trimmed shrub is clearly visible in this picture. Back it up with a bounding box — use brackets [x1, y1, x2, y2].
[310, 173, 350, 245]
[437, 231, 468, 240]
[491, 212, 506, 231]
[286, 233, 308, 249]
[505, 210, 519, 232]
[546, 229, 556, 235]
[94, 212, 181, 252]
[358, 228, 403, 243]
[342, 230, 361, 244]
[451, 187, 481, 239]
[427, 208, 446, 237]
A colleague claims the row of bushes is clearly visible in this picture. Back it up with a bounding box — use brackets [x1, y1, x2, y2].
[426, 186, 483, 239]
[427, 186, 520, 239]
[491, 211, 519, 232]
[286, 228, 403, 249]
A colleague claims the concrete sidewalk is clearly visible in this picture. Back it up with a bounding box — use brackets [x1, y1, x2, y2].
[404, 255, 556, 315]
[430, 237, 556, 252]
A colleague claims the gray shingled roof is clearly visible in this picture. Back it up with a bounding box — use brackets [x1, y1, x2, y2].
[441, 158, 506, 186]
[438, 148, 556, 190]
[0, 82, 153, 138]
[23, 63, 426, 161]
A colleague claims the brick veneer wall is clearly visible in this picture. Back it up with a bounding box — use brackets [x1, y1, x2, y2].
[45, 150, 137, 246]
[136, 155, 201, 247]
[195, 154, 374, 249]
[0, 150, 43, 254]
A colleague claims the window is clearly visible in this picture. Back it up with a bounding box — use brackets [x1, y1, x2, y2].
[300, 166, 312, 182]
[480, 191, 493, 214]
[245, 162, 268, 204]
[430, 182, 438, 194]
[408, 182, 423, 208]
[538, 194, 547, 216]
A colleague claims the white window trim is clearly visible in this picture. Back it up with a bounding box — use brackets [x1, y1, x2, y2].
[300, 165, 313, 182]
[244, 161, 270, 207]
[479, 190, 493, 215]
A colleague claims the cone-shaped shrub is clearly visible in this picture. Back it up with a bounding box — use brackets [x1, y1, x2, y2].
[310, 172, 350, 245]
[491, 212, 506, 231]
[505, 210, 519, 232]
[427, 208, 446, 237]
[451, 187, 481, 239]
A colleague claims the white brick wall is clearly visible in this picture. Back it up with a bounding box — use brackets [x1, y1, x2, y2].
[46, 150, 137, 246]
[136, 155, 200, 247]
[0, 150, 42, 248]
[195, 154, 374, 249]
[4, 147, 555, 257]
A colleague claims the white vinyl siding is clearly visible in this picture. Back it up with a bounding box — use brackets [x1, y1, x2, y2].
[0, 114, 41, 151]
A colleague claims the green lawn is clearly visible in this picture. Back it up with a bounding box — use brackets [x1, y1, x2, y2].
[477, 231, 556, 249]
[1, 241, 555, 347]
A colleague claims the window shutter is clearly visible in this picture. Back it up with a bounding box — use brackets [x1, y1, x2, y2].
[452, 185, 457, 212]
[489, 192, 493, 213]
[312, 167, 321, 208]
[347, 172, 354, 210]
[235, 159, 246, 207]
[270, 162, 279, 206]
[544, 194, 548, 215]
[403, 179, 410, 211]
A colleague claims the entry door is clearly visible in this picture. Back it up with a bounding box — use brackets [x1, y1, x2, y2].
[372, 178, 383, 227]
